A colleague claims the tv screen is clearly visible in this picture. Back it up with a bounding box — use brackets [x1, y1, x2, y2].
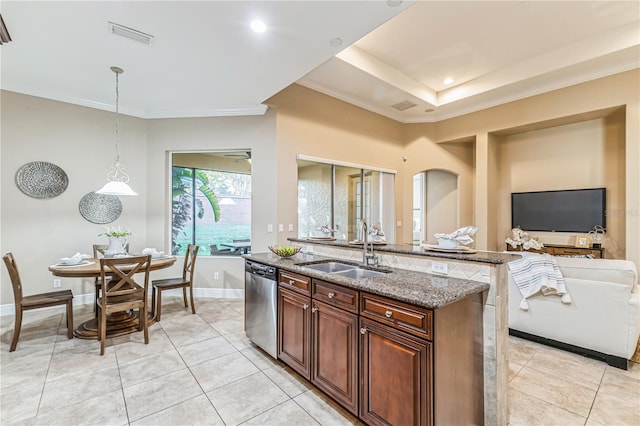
[511, 188, 606, 233]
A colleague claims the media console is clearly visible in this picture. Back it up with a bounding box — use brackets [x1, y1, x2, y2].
[506, 243, 604, 258]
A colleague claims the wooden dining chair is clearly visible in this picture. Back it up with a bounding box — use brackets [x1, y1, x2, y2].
[97, 255, 151, 355]
[151, 244, 199, 321]
[2, 253, 74, 352]
[92, 243, 129, 315]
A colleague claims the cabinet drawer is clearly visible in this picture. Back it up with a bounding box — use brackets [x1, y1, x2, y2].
[313, 279, 358, 313]
[279, 271, 311, 295]
[360, 292, 432, 340]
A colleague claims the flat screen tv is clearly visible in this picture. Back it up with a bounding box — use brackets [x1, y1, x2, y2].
[511, 188, 606, 233]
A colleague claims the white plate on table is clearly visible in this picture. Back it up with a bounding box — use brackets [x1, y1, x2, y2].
[51, 261, 94, 268]
[422, 244, 476, 254]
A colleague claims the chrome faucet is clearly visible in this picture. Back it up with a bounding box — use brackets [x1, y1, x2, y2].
[360, 219, 379, 267]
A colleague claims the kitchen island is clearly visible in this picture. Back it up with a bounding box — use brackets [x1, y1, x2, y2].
[245, 244, 517, 425]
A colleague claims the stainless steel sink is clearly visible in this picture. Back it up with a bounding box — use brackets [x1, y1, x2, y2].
[299, 261, 358, 273]
[298, 260, 390, 279]
[333, 268, 388, 279]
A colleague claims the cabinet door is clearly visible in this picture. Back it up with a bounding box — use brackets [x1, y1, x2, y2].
[278, 286, 311, 379]
[311, 300, 358, 415]
[360, 318, 432, 426]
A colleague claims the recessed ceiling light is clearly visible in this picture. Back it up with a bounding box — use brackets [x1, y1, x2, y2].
[387, 1, 403, 7]
[250, 20, 267, 33]
[444, 77, 454, 85]
[330, 37, 343, 47]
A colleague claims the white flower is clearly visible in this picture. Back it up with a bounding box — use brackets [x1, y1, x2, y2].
[99, 225, 132, 238]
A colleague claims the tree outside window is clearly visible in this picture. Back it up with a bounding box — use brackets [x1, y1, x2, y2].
[172, 166, 251, 256]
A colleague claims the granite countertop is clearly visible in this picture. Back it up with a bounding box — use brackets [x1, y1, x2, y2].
[288, 237, 518, 265]
[244, 252, 490, 309]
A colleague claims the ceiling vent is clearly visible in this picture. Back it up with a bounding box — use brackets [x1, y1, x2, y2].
[108, 21, 154, 45]
[0, 14, 12, 45]
[391, 100, 417, 111]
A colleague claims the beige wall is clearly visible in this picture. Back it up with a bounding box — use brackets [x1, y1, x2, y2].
[1, 91, 149, 303]
[429, 70, 638, 266]
[145, 113, 278, 293]
[401, 127, 476, 245]
[265, 84, 405, 245]
[495, 117, 626, 258]
[395, 70, 638, 266]
[0, 92, 278, 305]
[2, 69, 638, 308]
[424, 169, 459, 244]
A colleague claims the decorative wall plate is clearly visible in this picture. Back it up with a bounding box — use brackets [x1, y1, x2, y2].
[78, 191, 122, 224]
[15, 161, 69, 199]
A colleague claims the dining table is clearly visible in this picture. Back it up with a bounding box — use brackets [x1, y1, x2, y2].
[49, 256, 177, 339]
[219, 241, 251, 254]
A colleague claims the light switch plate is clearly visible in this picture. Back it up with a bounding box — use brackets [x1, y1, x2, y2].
[431, 261, 448, 275]
[288, 224, 294, 232]
[278, 224, 284, 232]
[267, 224, 273, 233]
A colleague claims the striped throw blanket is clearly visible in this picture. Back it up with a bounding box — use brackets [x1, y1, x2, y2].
[507, 252, 572, 310]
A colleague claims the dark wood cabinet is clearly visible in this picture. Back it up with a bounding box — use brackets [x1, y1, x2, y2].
[359, 317, 432, 426]
[311, 300, 359, 414]
[278, 286, 311, 379]
[506, 243, 604, 258]
[276, 271, 484, 426]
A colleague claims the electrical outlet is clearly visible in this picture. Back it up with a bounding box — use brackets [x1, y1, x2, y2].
[278, 224, 284, 232]
[53, 279, 61, 288]
[213, 272, 219, 280]
[431, 261, 448, 275]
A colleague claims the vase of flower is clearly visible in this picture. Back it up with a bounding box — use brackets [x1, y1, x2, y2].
[99, 226, 132, 256]
[107, 236, 128, 255]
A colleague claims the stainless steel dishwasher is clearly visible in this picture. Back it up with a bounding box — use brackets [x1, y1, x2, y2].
[244, 260, 278, 359]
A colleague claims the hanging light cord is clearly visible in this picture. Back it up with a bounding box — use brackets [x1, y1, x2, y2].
[96, 65, 137, 195]
[106, 66, 129, 184]
[114, 69, 120, 164]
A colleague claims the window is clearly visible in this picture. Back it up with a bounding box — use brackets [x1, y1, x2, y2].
[413, 172, 424, 242]
[297, 156, 395, 242]
[172, 161, 251, 256]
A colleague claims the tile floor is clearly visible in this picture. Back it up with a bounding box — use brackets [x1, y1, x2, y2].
[0, 296, 638, 425]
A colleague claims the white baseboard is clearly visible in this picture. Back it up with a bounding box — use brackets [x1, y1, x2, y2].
[0, 287, 244, 317]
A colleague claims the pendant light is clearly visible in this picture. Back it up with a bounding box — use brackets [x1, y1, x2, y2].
[96, 66, 137, 196]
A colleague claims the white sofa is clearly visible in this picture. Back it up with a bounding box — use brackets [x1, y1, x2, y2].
[508, 256, 640, 369]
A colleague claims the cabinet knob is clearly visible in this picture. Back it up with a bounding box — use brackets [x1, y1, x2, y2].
[360, 328, 368, 335]
[385, 310, 393, 318]
[303, 304, 309, 310]
[311, 307, 318, 313]
[289, 280, 295, 285]
[327, 292, 335, 299]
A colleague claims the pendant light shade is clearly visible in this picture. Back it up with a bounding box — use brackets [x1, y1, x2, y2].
[97, 66, 137, 196]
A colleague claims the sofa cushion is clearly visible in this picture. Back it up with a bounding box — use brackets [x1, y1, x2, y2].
[555, 257, 638, 289]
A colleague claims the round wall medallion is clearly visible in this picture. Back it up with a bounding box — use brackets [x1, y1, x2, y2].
[78, 192, 122, 224]
[15, 161, 69, 199]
